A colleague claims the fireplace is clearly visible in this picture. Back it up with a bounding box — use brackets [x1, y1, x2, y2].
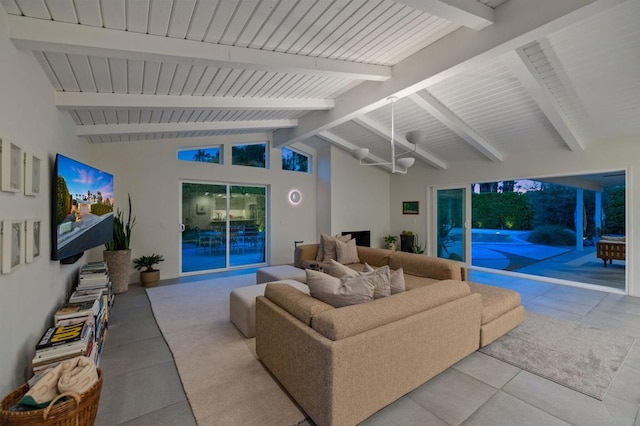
[341, 230, 371, 247]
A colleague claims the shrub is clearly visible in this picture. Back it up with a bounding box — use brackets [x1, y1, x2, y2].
[527, 225, 576, 246]
[91, 202, 113, 216]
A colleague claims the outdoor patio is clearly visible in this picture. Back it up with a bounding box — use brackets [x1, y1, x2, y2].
[463, 229, 625, 291]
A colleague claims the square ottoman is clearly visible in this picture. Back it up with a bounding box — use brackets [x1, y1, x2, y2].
[256, 264, 307, 284]
[230, 279, 309, 338]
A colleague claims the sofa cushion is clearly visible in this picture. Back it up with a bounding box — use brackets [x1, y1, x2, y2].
[403, 274, 440, 291]
[356, 246, 393, 267]
[600, 235, 625, 242]
[306, 269, 378, 308]
[467, 282, 521, 325]
[336, 238, 360, 264]
[318, 234, 352, 262]
[389, 251, 463, 281]
[264, 283, 333, 326]
[312, 279, 472, 340]
[363, 263, 406, 294]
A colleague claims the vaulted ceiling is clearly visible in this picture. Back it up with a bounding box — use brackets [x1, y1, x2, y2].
[2, 0, 639, 173]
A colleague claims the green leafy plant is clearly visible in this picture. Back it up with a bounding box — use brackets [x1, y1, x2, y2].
[105, 194, 136, 251]
[383, 235, 398, 245]
[133, 253, 164, 272]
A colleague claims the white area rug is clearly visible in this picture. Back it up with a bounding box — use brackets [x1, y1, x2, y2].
[480, 311, 635, 400]
[146, 274, 306, 425]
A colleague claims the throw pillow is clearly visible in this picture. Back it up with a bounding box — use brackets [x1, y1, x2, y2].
[364, 263, 406, 295]
[320, 234, 351, 262]
[306, 269, 376, 308]
[328, 259, 360, 279]
[325, 261, 391, 299]
[336, 238, 360, 264]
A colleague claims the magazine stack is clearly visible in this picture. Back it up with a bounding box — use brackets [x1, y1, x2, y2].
[31, 320, 94, 373]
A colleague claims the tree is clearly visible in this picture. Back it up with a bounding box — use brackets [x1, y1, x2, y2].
[472, 191, 533, 229]
[192, 149, 219, 163]
[603, 185, 625, 234]
[232, 144, 265, 167]
[56, 176, 71, 224]
[528, 183, 576, 229]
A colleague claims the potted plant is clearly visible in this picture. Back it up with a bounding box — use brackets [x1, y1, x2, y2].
[384, 235, 398, 251]
[103, 194, 136, 294]
[133, 253, 164, 287]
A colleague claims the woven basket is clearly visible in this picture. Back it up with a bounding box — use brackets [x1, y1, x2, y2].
[0, 369, 102, 426]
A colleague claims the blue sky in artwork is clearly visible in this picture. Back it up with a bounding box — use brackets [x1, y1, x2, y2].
[57, 155, 114, 202]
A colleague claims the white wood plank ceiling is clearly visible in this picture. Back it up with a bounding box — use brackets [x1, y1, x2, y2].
[2, 0, 639, 172]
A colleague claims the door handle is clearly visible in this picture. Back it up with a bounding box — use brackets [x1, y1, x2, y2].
[179, 223, 185, 232]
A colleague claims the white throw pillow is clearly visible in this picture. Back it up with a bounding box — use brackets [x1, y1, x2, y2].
[328, 259, 360, 279]
[306, 269, 377, 308]
[364, 263, 406, 295]
[326, 260, 391, 299]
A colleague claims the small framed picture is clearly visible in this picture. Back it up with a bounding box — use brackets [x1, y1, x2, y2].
[26, 219, 41, 263]
[0, 138, 23, 193]
[196, 204, 206, 215]
[24, 152, 41, 196]
[402, 201, 419, 215]
[2, 220, 25, 273]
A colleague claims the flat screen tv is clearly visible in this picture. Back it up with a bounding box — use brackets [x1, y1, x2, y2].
[51, 154, 114, 263]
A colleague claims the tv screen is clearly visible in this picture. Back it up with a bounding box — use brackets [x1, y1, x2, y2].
[52, 154, 114, 263]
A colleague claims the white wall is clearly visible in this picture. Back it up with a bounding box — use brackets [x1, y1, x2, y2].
[328, 146, 391, 248]
[0, 17, 87, 394]
[390, 138, 639, 296]
[87, 134, 318, 279]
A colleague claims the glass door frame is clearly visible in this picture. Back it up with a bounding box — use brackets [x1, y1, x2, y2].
[179, 179, 269, 276]
[427, 185, 472, 266]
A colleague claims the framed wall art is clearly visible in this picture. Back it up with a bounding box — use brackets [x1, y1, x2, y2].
[1, 138, 23, 193]
[24, 152, 42, 196]
[25, 219, 41, 263]
[402, 201, 419, 215]
[2, 220, 25, 273]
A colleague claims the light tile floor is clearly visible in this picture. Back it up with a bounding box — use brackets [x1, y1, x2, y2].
[95, 270, 640, 425]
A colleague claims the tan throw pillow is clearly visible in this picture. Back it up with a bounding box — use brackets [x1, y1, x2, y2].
[336, 238, 360, 264]
[315, 234, 329, 261]
[306, 269, 375, 308]
[364, 263, 406, 295]
[320, 234, 351, 262]
[328, 259, 360, 278]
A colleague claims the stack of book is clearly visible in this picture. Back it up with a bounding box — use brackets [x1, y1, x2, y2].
[78, 262, 109, 289]
[78, 261, 113, 307]
[32, 320, 93, 372]
[31, 261, 113, 374]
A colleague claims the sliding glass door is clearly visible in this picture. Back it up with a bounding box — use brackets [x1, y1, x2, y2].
[180, 181, 267, 274]
[431, 187, 470, 263]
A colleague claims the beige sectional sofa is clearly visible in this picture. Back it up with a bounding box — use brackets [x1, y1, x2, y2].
[256, 243, 524, 426]
[256, 281, 482, 426]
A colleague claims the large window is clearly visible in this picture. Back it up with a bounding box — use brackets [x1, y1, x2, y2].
[282, 147, 310, 173]
[232, 142, 267, 168]
[177, 147, 221, 164]
[470, 174, 626, 290]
